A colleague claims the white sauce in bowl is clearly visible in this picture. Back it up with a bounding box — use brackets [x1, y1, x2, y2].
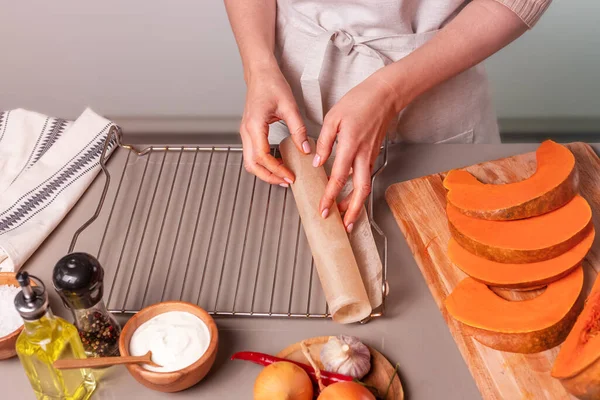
[129, 311, 211, 372]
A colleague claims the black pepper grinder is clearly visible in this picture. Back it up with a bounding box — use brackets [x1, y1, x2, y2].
[52, 252, 121, 358]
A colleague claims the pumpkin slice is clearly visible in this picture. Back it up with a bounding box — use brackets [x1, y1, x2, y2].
[447, 195, 592, 263]
[552, 274, 600, 399]
[445, 266, 584, 353]
[448, 227, 595, 289]
[444, 140, 578, 220]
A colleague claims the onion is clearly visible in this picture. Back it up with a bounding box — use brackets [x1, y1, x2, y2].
[254, 361, 314, 400]
[318, 381, 376, 400]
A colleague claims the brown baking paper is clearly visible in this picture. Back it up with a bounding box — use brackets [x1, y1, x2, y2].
[333, 173, 384, 310]
[321, 141, 384, 310]
[280, 137, 373, 323]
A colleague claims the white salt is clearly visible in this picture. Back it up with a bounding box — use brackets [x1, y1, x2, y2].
[0, 284, 23, 337]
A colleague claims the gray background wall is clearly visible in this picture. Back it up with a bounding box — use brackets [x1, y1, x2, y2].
[1, 0, 598, 134]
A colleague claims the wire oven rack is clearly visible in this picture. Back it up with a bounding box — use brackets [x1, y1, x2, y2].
[70, 126, 388, 322]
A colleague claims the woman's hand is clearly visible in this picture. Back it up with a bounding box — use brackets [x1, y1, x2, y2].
[241, 65, 310, 186]
[314, 73, 401, 232]
[224, 0, 309, 185]
[311, 0, 528, 232]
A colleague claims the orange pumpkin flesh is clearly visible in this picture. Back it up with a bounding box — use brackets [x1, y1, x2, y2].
[447, 195, 592, 263]
[445, 266, 584, 353]
[444, 140, 578, 220]
[448, 228, 595, 289]
[318, 382, 376, 400]
[552, 275, 600, 399]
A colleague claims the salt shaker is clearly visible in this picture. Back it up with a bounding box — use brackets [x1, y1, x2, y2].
[52, 252, 121, 358]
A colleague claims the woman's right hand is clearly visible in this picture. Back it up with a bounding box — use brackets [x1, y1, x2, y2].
[241, 64, 310, 186]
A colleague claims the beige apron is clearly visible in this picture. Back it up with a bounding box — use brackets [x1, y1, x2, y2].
[269, 0, 500, 144]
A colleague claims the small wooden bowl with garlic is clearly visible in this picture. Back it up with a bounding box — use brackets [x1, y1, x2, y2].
[277, 336, 404, 400]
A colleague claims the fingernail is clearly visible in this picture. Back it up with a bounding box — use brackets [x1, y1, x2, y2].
[279, 183, 289, 188]
[346, 223, 354, 233]
[302, 140, 311, 154]
[312, 155, 321, 168]
[321, 208, 329, 219]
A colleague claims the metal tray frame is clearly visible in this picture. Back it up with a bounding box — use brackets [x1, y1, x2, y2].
[70, 126, 388, 322]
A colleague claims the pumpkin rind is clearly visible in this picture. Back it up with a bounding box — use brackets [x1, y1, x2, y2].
[447, 195, 593, 263]
[552, 276, 600, 399]
[448, 228, 595, 289]
[554, 363, 600, 400]
[444, 140, 578, 220]
[445, 266, 584, 354]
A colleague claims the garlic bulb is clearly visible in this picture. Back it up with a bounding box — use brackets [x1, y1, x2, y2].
[320, 335, 371, 379]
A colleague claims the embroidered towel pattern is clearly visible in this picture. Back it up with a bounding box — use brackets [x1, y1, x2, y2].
[0, 108, 117, 271]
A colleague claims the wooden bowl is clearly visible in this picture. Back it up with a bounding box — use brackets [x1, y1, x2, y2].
[0, 273, 25, 360]
[277, 336, 404, 400]
[118, 301, 218, 393]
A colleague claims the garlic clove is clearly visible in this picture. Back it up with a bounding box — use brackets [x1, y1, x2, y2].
[320, 335, 371, 380]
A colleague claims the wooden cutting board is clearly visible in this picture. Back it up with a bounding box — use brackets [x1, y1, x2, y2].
[385, 142, 600, 400]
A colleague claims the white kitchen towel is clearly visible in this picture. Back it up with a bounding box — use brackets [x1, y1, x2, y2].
[0, 108, 117, 272]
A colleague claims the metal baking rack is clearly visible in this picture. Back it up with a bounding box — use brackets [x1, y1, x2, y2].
[70, 126, 388, 322]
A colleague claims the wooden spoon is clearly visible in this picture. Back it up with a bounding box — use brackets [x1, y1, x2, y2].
[53, 351, 161, 370]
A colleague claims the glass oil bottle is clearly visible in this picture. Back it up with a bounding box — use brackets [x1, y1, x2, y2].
[14, 272, 96, 400]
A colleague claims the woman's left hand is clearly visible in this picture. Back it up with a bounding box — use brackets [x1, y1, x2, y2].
[313, 73, 401, 233]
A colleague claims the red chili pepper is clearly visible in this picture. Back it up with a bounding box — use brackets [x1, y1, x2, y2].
[231, 351, 353, 387]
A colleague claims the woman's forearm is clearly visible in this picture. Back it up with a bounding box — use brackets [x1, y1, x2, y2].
[377, 0, 529, 112]
[223, 0, 278, 81]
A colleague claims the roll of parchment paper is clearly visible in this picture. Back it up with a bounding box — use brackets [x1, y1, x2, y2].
[325, 156, 383, 310]
[280, 137, 372, 323]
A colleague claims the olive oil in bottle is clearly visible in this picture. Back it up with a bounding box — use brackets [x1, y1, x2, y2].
[14, 272, 96, 400]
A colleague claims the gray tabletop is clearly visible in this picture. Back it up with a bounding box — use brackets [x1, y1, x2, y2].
[1, 141, 572, 400]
